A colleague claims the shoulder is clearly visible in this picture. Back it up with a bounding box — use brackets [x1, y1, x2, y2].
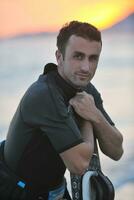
[86, 82, 100, 95]
[21, 75, 50, 106]
[85, 83, 103, 105]
[20, 74, 69, 122]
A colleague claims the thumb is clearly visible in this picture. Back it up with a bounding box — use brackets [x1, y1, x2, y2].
[69, 99, 74, 105]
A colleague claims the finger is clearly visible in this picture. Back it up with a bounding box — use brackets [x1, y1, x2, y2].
[77, 91, 87, 94]
[75, 93, 84, 99]
[69, 99, 74, 105]
[76, 91, 85, 95]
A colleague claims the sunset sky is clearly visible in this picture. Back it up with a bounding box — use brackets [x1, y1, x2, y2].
[0, 0, 134, 38]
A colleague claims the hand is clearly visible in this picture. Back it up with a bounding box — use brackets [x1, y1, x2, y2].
[69, 91, 99, 122]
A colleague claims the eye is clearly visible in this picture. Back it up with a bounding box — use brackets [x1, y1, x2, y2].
[73, 53, 84, 60]
[89, 55, 99, 62]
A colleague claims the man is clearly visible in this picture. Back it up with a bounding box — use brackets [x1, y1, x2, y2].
[3, 21, 123, 200]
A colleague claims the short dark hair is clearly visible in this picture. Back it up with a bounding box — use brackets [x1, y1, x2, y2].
[57, 21, 102, 56]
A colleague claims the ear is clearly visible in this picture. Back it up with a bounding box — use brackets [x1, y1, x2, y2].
[55, 50, 63, 66]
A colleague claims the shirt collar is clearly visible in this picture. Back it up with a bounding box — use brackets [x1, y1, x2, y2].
[43, 63, 83, 101]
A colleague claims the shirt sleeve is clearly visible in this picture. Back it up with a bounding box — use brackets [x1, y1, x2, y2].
[20, 82, 83, 153]
[97, 102, 115, 126]
[40, 114, 83, 153]
[87, 84, 115, 126]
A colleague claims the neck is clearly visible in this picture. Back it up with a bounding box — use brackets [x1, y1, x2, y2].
[57, 69, 83, 91]
[56, 71, 83, 102]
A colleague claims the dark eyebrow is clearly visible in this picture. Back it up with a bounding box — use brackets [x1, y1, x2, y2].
[73, 51, 85, 55]
[74, 51, 99, 57]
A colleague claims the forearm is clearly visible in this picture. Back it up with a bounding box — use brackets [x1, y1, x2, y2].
[92, 109, 123, 160]
[80, 120, 94, 158]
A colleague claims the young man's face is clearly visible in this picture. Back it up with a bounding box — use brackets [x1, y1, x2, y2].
[56, 35, 102, 88]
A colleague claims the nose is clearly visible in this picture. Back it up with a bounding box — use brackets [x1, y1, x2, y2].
[80, 59, 90, 73]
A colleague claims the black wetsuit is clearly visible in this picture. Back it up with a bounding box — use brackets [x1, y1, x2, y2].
[4, 63, 114, 199]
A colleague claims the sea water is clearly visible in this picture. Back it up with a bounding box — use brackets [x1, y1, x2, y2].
[0, 32, 134, 198]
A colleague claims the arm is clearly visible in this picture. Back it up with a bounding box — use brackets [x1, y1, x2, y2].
[92, 109, 123, 160]
[60, 121, 94, 175]
[69, 91, 123, 160]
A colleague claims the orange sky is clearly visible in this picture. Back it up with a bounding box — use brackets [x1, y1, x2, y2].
[0, 0, 134, 38]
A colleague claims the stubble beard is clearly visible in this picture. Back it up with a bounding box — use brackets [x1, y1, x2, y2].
[67, 74, 91, 89]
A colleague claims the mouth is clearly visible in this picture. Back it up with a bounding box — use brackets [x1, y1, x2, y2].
[76, 73, 90, 79]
